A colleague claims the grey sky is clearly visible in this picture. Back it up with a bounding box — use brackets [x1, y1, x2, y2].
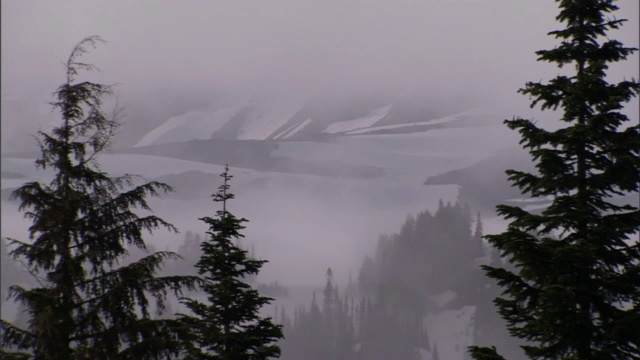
[1, 0, 638, 151]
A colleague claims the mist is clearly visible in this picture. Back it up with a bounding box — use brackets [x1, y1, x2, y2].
[1, 1, 639, 359]
[4, 0, 637, 152]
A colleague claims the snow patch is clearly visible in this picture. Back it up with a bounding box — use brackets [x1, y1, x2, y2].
[322, 105, 392, 134]
[426, 306, 475, 360]
[237, 103, 301, 140]
[345, 107, 502, 135]
[432, 289, 457, 309]
[273, 118, 313, 140]
[135, 107, 242, 147]
[273, 123, 300, 140]
[346, 112, 468, 135]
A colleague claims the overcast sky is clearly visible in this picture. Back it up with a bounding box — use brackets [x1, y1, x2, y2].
[1, 0, 638, 151]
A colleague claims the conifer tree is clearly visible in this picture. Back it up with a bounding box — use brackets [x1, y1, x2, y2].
[0, 36, 198, 359]
[470, 1, 639, 359]
[179, 166, 283, 359]
[322, 267, 338, 351]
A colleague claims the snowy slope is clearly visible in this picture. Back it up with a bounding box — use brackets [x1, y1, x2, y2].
[345, 109, 476, 135]
[1, 102, 518, 286]
[134, 101, 303, 146]
[237, 102, 302, 140]
[132, 95, 510, 147]
[322, 105, 392, 134]
[135, 107, 243, 147]
[426, 306, 476, 360]
[273, 118, 313, 139]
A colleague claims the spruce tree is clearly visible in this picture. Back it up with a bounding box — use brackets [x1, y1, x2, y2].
[179, 166, 283, 359]
[0, 36, 198, 359]
[470, 1, 639, 359]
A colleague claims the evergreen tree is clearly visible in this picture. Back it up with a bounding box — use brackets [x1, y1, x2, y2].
[173, 231, 204, 276]
[471, 220, 522, 360]
[280, 294, 324, 360]
[1, 239, 34, 312]
[179, 166, 283, 359]
[470, 1, 639, 359]
[0, 36, 198, 359]
[278, 268, 359, 360]
[321, 267, 338, 359]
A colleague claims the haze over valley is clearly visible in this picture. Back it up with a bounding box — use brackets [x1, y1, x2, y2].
[2, 1, 638, 359]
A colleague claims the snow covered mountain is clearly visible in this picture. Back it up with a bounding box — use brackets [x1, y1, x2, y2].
[2, 96, 519, 278]
[132, 93, 493, 146]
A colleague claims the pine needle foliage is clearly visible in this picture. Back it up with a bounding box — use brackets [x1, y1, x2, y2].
[470, 1, 640, 359]
[179, 166, 283, 359]
[0, 36, 199, 359]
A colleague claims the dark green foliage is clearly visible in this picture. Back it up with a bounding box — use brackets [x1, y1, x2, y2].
[1, 239, 34, 311]
[280, 202, 497, 359]
[281, 292, 325, 360]
[171, 231, 204, 276]
[358, 201, 483, 311]
[470, 1, 640, 359]
[356, 298, 425, 360]
[353, 201, 493, 358]
[471, 225, 524, 359]
[0, 36, 199, 359]
[179, 166, 283, 359]
[468, 346, 506, 360]
[280, 269, 428, 360]
[280, 271, 357, 360]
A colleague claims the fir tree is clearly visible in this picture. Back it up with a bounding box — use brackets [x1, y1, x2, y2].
[470, 1, 639, 359]
[322, 267, 338, 357]
[0, 36, 198, 359]
[179, 166, 283, 359]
